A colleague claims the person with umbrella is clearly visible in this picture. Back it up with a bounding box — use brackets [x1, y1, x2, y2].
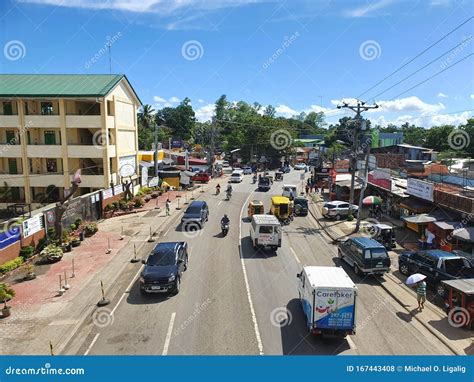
[406, 273, 427, 311]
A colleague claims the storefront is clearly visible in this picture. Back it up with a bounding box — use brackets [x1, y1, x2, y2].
[451, 227, 474, 261]
[398, 197, 432, 231]
[427, 221, 457, 251]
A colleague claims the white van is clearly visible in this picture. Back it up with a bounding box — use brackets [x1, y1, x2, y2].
[282, 184, 298, 200]
[230, 171, 243, 183]
[250, 214, 282, 251]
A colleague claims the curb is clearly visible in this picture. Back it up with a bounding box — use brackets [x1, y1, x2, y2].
[308, 200, 462, 356]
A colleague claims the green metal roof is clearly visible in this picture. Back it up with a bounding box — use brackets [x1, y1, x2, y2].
[0, 74, 141, 103]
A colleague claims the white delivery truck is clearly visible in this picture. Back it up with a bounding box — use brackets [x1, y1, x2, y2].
[296, 266, 357, 337]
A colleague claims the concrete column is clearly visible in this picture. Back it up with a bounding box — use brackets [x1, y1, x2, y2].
[59, 99, 70, 195]
[100, 99, 111, 188]
[17, 99, 31, 204]
[112, 96, 120, 183]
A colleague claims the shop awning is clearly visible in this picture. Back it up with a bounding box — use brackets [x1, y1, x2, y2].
[432, 221, 458, 230]
[452, 227, 474, 243]
[399, 197, 432, 213]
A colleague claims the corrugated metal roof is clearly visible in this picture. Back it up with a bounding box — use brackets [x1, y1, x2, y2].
[0, 74, 140, 103]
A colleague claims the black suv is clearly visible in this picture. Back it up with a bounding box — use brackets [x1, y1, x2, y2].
[140, 242, 189, 295]
[398, 249, 474, 296]
[181, 201, 209, 229]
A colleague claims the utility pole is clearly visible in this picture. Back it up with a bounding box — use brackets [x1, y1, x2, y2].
[210, 118, 217, 176]
[153, 122, 159, 177]
[355, 142, 371, 232]
[336, 100, 379, 217]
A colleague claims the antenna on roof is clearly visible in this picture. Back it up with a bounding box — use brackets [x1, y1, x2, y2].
[107, 42, 112, 74]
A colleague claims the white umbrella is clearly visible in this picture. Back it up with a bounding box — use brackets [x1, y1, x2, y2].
[406, 273, 427, 285]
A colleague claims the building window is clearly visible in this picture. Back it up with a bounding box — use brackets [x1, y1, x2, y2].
[41, 102, 54, 115]
[2, 102, 13, 115]
[107, 100, 115, 116]
[44, 130, 56, 145]
[8, 159, 18, 174]
[5, 130, 16, 144]
[46, 159, 57, 173]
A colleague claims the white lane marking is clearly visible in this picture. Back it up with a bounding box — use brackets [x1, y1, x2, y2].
[289, 247, 301, 264]
[84, 333, 100, 356]
[162, 312, 176, 355]
[347, 335, 357, 350]
[110, 264, 144, 316]
[239, 192, 264, 355]
[218, 201, 223, 206]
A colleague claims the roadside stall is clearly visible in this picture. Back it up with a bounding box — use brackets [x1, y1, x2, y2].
[441, 278, 474, 329]
[402, 214, 437, 248]
[398, 197, 432, 231]
[427, 221, 457, 252]
[451, 227, 474, 262]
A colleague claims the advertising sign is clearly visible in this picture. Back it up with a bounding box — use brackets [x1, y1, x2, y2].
[407, 178, 434, 202]
[22, 214, 44, 238]
[119, 155, 136, 178]
[171, 139, 183, 149]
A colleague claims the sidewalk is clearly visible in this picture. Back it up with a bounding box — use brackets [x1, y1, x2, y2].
[0, 183, 217, 355]
[308, 200, 472, 355]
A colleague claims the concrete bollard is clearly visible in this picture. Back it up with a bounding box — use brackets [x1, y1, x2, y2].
[154, 197, 161, 210]
[200, 184, 204, 193]
[130, 243, 140, 263]
[191, 190, 195, 200]
[106, 237, 112, 254]
[97, 280, 110, 307]
[120, 226, 124, 240]
[176, 196, 181, 210]
[147, 226, 155, 242]
[57, 275, 65, 296]
[184, 193, 189, 205]
[63, 270, 70, 290]
[49, 341, 54, 356]
[71, 259, 76, 278]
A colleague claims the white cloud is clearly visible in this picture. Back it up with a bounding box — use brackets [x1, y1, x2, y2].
[153, 96, 166, 103]
[275, 104, 298, 118]
[198, 99, 205, 103]
[343, 0, 394, 17]
[437, 92, 448, 98]
[195, 104, 215, 122]
[470, 94, 474, 99]
[19, 0, 262, 14]
[370, 111, 472, 128]
[169, 96, 181, 103]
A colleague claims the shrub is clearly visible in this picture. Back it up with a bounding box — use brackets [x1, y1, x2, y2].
[0, 257, 24, 274]
[39, 244, 63, 264]
[347, 214, 354, 221]
[0, 283, 15, 305]
[36, 236, 49, 252]
[104, 203, 114, 212]
[74, 218, 83, 228]
[119, 199, 128, 210]
[47, 227, 56, 239]
[144, 195, 151, 202]
[19, 246, 34, 259]
[133, 196, 144, 208]
[84, 222, 98, 236]
[69, 223, 77, 231]
[138, 186, 152, 195]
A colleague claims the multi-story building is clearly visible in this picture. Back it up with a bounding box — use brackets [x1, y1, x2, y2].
[0, 74, 141, 208]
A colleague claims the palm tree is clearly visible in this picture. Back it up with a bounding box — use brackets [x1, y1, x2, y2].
[138, 104, 155, 130]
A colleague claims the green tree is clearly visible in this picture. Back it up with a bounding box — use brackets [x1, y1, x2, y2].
[401, 123, 425, 146]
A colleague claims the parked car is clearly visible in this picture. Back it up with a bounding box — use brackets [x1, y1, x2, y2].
[322, 201, 359, 220]
[191, 172, 210, 183]
[181, 201, 209, 229]
[338, 237, 391, 276]
[243, 167, 253, 175]
[398, 249, 474, 297]
[294, 163, 307, 170]
[230, 171, 244, 183]
[140, 242, 189, 295]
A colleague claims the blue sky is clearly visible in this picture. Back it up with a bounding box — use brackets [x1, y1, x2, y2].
[0, 0, 472, 127]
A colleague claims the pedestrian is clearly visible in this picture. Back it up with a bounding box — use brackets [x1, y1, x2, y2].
[416, 280, 426, 311]
[165, 198, 171, 216]
[305, 184, 310, 195]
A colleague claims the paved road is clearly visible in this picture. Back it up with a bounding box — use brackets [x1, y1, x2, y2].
[68, 170, 453, 355]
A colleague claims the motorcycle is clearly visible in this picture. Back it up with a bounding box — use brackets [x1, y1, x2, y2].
[221, 222, 229, 236]
[252, 175, 257, 184]
[226, 190, 232, 200]
[216, 187, 221, 195]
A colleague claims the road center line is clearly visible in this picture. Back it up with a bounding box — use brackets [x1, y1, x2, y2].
[289, 246, 301, 264]
[162, 312, 176, 356]
[110, 264, 144, 316]
[239, 192, 264, 355]
[346, 335, 357, 351]
[84, 333, 100, 356]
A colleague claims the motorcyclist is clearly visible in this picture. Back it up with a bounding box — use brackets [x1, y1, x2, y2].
[252, 174, 257, 183]
[221, 214, 230, 226]
[226, 184, 233, 199]
[216, 183, 221, 194]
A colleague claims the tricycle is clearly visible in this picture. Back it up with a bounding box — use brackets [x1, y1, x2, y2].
[248, 200, 264, 219]
[270, 196, 293, 225]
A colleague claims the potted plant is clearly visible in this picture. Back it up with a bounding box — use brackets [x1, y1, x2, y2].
[0, 283, 15, 317]
[23, 263, 36, 281]
[84, 222, 98, 237]
[71, 233, 81, 247]
[62, 233, 73, 252]
[19, 245, 35, 260]
[39, 244, 63, 264]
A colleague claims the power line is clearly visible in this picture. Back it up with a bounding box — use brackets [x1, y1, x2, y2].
[357, 16, 473, 100]
[389, 53, 473, 100]
[371, 36, 473, 100]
